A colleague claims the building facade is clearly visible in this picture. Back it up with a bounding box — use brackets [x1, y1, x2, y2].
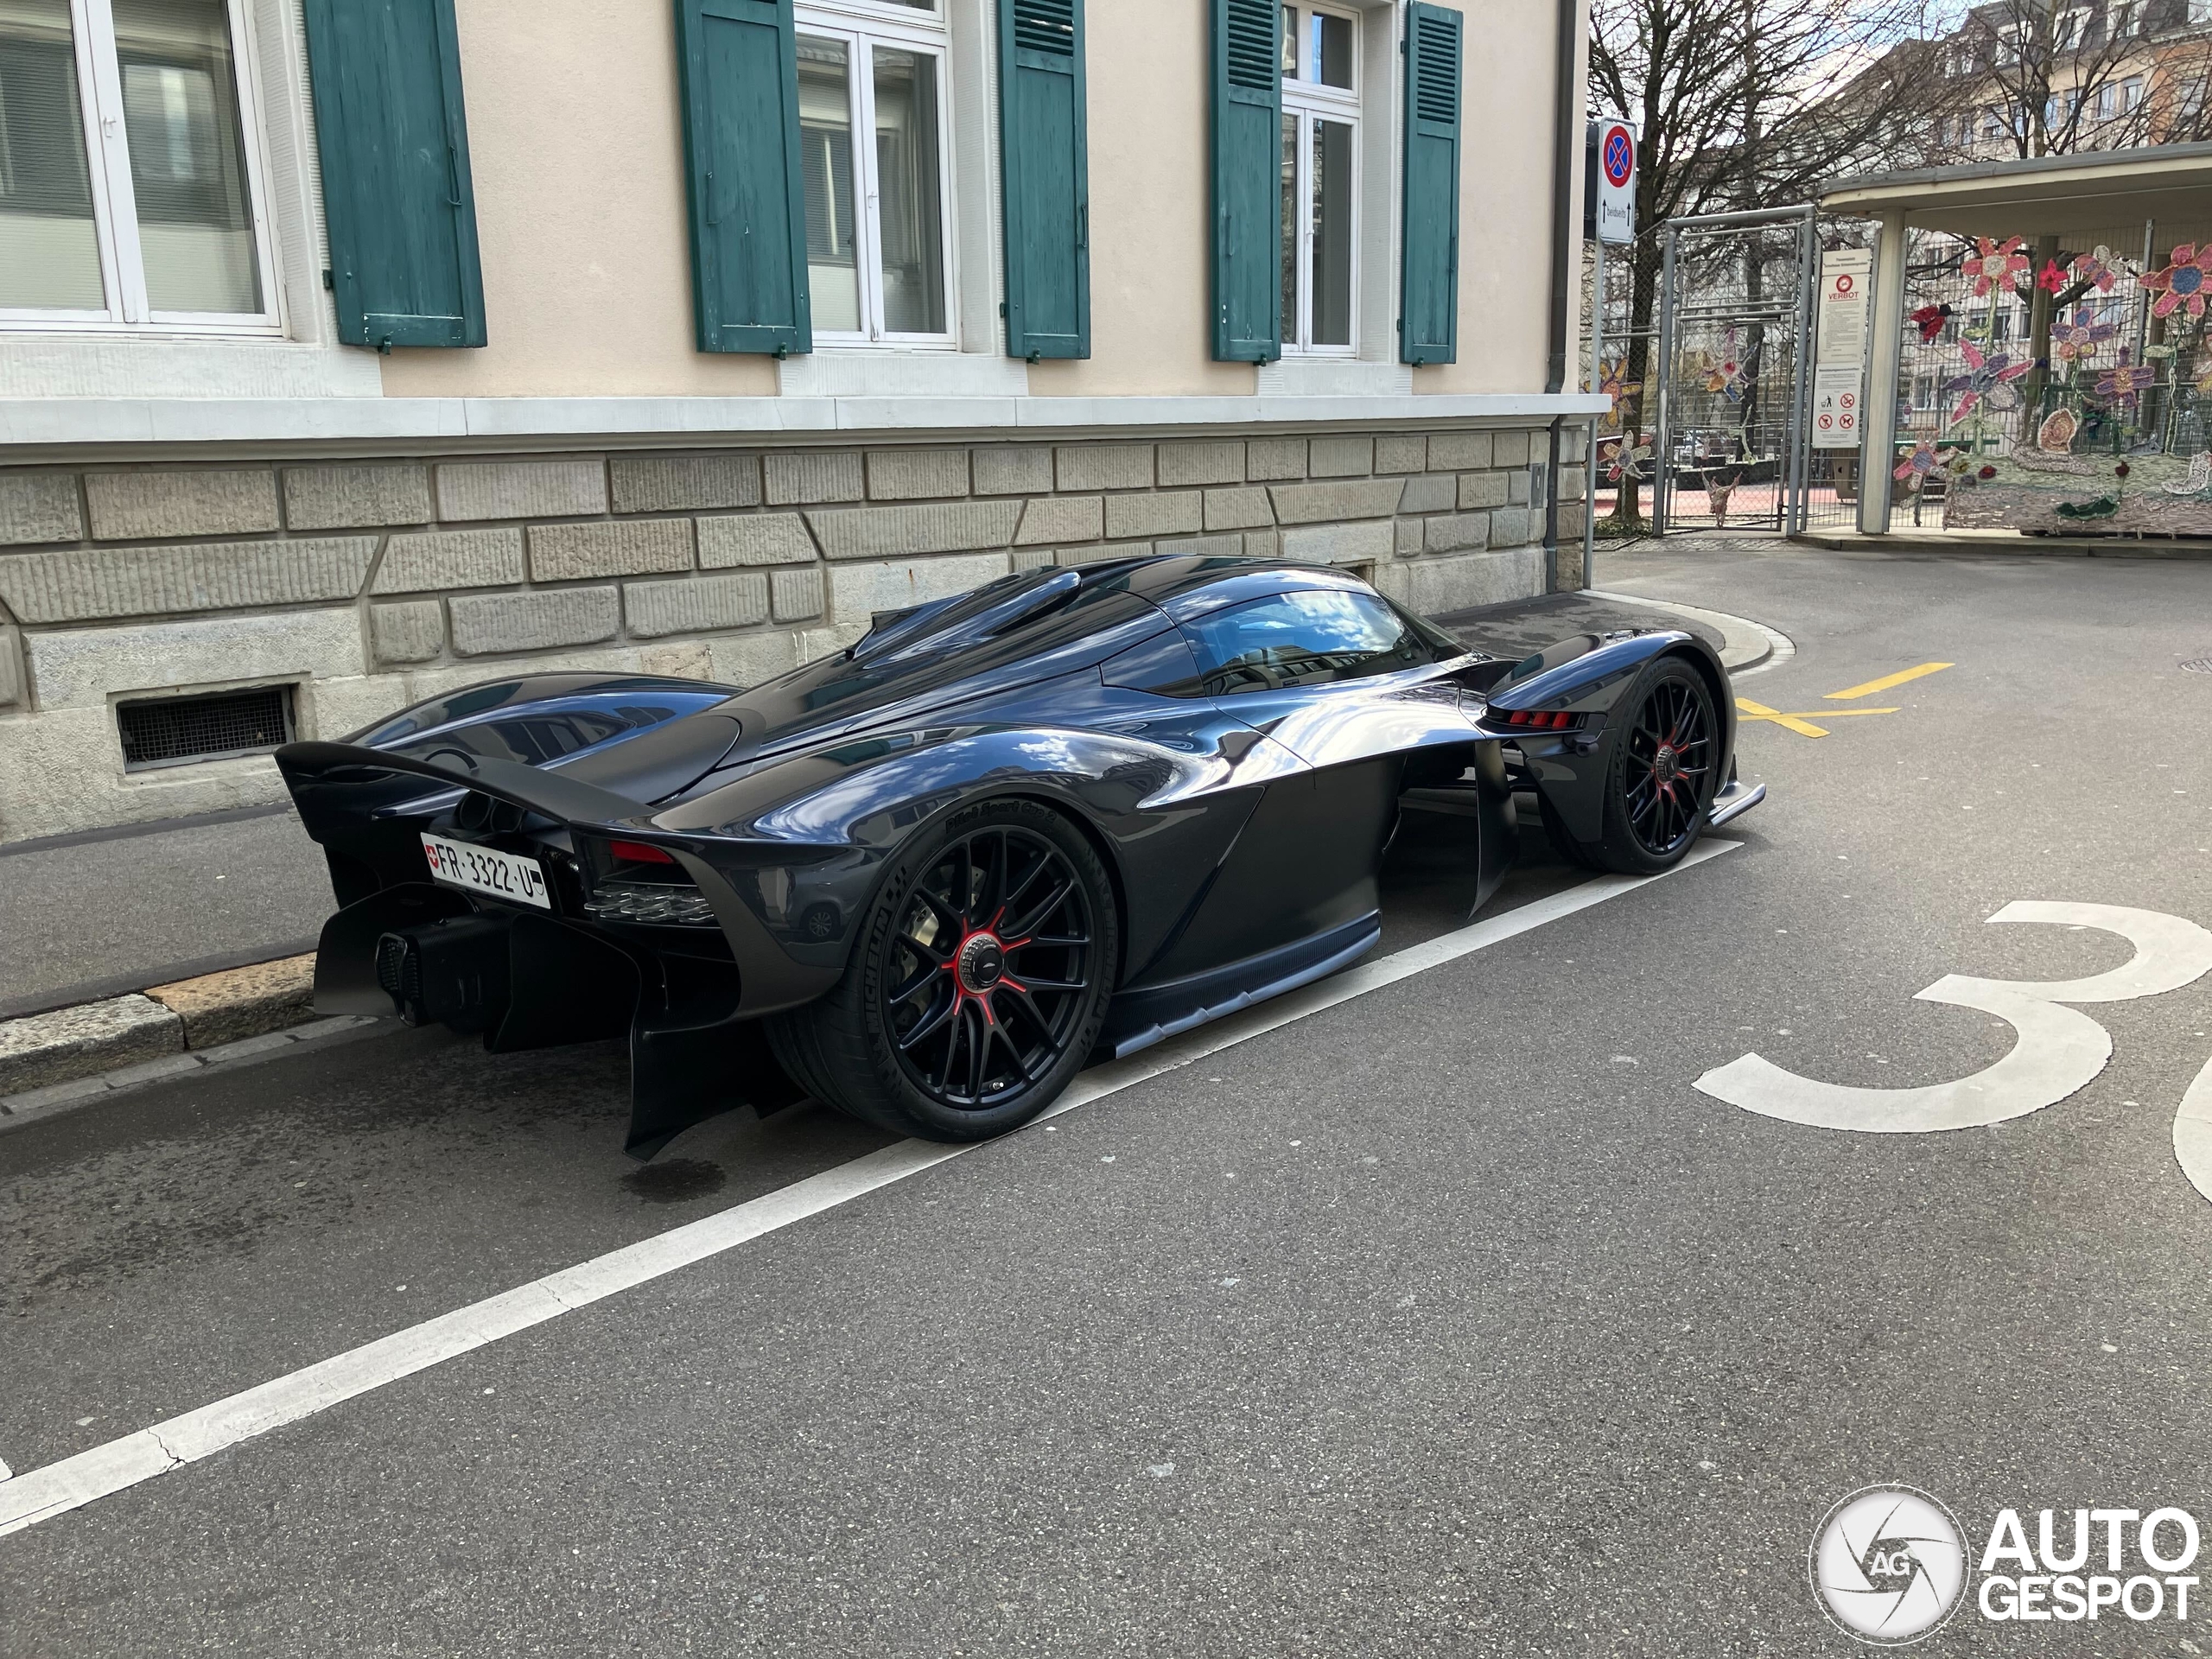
[0, 0, 1593, 844]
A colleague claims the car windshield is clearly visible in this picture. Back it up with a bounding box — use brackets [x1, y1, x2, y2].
[1182, 588, 1429, 696]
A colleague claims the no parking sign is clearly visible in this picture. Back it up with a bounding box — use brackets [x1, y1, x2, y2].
[1586, 119, 1636, 245]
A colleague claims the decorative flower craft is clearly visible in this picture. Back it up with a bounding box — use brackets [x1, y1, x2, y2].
[1597, 357, 1634, 429]
[1700, 330, 1751, 403]
[1600, 434, 1652, 485]
[2037, 260, 2068, 296]
[1892, 439, 1961, 492]
[1910, 302, 1955, 343]
[1969, 236, 2031, 298]
[1942, 340, 2031, 428]
[2070, 247, 2121, 294]
[2094, 353, 2158, 406]
[2144, 244, 2212, 319]
[2049, 306, 2117, 364]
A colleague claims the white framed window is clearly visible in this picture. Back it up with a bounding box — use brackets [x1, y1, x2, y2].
[2111, 2, 2141, 38]
[2053, 7, 2088, 50]
[0, 0, 281, 334]
[794, 0, 954, 346]
[1278, 2, 1357, 356]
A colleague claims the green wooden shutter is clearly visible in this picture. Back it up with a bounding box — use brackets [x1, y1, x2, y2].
[1210, 0, 1281, 361]
[302, 0, 485, 349]
[1400, 2, 1462, 366]
[998, 0, 1089, 360]
[674, 0, 810, 355]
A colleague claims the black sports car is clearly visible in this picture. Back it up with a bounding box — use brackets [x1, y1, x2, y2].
[278, 555, 1763, 1155]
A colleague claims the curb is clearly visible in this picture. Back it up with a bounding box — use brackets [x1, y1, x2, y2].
[0, 1014, 383, 1132]
[1584, 588, 1795, 679]
[0, 952, 333, 1107]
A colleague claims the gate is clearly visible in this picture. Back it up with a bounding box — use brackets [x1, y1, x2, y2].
[1649, 207, 1822, 535]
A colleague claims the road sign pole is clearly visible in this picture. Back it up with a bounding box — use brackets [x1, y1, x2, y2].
[1585, 232, 1602, 584]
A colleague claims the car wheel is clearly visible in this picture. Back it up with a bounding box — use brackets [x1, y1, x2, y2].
[1575, 655, 1719, 875]
[767, 798, 1119, 1141]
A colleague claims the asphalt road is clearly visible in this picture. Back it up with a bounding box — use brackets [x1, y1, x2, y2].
[7, 538, 2212, 1656]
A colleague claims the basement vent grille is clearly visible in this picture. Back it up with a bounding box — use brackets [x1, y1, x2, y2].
[118, 685, 295, 772]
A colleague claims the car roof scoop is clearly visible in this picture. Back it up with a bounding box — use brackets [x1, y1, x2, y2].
[852, 568, 1084, 664]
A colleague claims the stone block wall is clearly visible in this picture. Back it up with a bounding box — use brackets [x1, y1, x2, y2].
[0, 427, 1572, 842]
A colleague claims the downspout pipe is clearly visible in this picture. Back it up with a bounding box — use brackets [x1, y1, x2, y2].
[1541, 0, 1579, 590]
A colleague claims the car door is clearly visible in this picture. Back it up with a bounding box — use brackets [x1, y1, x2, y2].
[1128, 585, 1478, 984]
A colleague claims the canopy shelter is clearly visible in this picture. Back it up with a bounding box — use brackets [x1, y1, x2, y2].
[1818, 144, 2212, 537]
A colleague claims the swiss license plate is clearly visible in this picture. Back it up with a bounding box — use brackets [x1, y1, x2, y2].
[420, 833, 552, 910]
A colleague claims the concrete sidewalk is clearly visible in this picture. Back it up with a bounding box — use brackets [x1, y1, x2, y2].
[0, 805, 328, 1020]
[0, 586, 1772, 1023]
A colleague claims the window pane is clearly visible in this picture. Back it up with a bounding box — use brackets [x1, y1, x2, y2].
[1184, 590, 1423, 696]
[1313, 10, 1351, 88]
[797, 36, 860, 334]
[1311, 118, 1351, 345]
[113, 0, 261, 314]
[872, 46, 944, 334]
[1281, 6, 1295, 78]
[1280, 113, 1298, 346]
[0, 0, 105, 310]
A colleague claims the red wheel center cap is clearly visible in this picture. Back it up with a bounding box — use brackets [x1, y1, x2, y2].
[957, 933, 1007, 994]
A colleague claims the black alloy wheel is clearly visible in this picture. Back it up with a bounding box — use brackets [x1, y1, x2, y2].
[1620, 666, 1715, 859]
[766, 798, 1118, 1141]
[882, 823, 1098, 1110]
[1544, 654, 1719, 876]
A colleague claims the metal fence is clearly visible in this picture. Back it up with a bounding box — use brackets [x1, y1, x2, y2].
[1885, 220, 2212, 535]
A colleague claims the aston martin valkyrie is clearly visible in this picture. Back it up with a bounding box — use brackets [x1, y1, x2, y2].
[278, 555, 1764, 1155]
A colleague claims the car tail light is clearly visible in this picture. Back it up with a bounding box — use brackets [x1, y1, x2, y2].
[1496, 708, 1584, 731]
[607, 839, 677, 864]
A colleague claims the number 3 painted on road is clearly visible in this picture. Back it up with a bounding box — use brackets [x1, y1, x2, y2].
[1695, 902, 2212, 1134]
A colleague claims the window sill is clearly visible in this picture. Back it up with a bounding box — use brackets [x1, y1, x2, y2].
[777, 350, 1030, 399]
[0, 334, 382, 401]
[1257, 358, 1413, 397]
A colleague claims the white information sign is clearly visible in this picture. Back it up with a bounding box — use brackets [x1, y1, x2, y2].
[1811, 365, 1862, 450]
[1592, 120, 1636, 245]
[1816, 248, 1872, 365]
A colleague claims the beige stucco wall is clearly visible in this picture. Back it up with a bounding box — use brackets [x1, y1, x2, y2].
[379, 0, 779, 400]
[379, 0, 1572, 403]
[1421, 0, 1583, 397]
[1028, 0, 1255, 399]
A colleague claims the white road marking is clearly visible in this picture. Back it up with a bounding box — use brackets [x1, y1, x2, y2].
[2171, 1055, 2212, 1205]
[1697, 902, 2212, 1134]
[0, 839, 1738, 1540]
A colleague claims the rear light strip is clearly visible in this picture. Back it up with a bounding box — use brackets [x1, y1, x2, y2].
[1494, 708, 1583, 731]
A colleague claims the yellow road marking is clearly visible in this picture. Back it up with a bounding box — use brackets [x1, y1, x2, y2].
[1823, 662, 1953, 701]
[1736, 699, 1905, 739]
[1735, 697, 1830, 738]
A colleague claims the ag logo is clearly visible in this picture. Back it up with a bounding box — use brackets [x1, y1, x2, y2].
[1810, 1486, 1970, 1645]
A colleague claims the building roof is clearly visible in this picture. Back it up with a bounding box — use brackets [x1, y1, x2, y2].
[1819, 143, 2212, 236]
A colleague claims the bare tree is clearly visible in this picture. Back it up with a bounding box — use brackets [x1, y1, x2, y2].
[1916, 3, 2212, 429]
[1588, 0, 1950, 525]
